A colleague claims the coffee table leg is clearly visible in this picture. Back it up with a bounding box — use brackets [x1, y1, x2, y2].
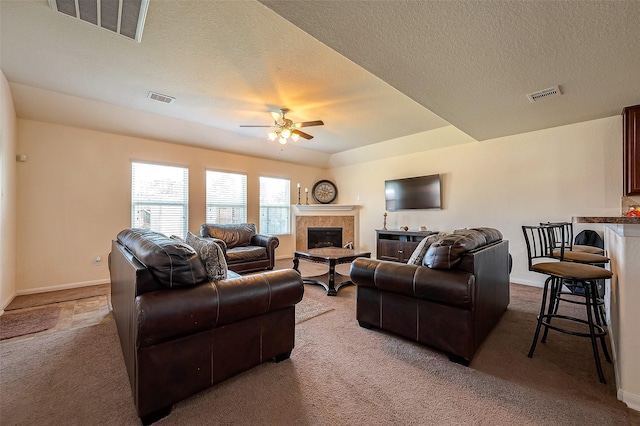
[327, 260, 337, 296]
[293, 257, 299, 272]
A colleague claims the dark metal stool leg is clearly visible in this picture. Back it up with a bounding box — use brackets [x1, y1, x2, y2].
[529, 277, 552, 358]
[589, 281, 611, 363]
[584, 281, 606, 384]
[542, 277, 559, 343]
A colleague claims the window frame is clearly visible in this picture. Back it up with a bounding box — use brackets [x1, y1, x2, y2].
[205, 169, 248, 225]
[259, 176, 291, 236]
[131, 161, 189, 238]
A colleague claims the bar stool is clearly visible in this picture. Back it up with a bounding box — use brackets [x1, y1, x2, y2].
[541, 222, 609, 323]
[522, 224, 613, 383]
[542, 221, 604, 255]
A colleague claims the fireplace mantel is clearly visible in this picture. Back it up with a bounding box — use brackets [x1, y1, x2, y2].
[295, 204, 359, 212]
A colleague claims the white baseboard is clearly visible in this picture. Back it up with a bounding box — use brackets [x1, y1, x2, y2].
[14, 279, 110, 297]
[618, 389, 640, 411]
[509, 278, 544, 288]
[0, 290, 17, 313]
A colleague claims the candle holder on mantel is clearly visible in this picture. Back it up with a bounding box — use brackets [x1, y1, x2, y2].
[297, 186, 301, 205]
[305, 191, 309, 205]
[383, 212, 388, 230]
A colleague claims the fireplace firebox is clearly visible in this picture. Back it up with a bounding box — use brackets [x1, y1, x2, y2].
[308, 227, 343, 249]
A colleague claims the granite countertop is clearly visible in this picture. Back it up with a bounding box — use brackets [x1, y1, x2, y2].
[575, 216, 640, 224]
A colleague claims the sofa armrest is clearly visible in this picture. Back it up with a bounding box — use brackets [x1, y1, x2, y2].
[251, 234, 279, 258]
[136, 269, 303, 348]
[350, 258, 474, 309]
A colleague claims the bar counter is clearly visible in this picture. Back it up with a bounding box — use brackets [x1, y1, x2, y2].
[574, 216, 640, 409]
[576, 216, 640, 225]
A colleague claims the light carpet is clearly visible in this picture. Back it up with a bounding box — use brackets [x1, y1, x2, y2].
[295, 296, 333, 324]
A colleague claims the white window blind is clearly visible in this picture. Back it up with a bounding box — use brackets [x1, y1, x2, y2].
[131, 162, 189, 238]
[205, 170, 247, 224]
[259, 177, 290, 235]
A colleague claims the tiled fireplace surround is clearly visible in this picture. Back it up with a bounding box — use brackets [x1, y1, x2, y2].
[294, 205, 359, 251]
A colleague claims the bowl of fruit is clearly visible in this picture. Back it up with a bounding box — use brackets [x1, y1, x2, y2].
[625, 206, 640, 217]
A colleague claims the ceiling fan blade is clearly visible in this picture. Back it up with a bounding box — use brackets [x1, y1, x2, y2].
[239, 125, 273, 127]
[296, 120, 324, 128]
[292, 129, 314, 140]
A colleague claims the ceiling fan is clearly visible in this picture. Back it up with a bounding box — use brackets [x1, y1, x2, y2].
[240, 108, 324, 144]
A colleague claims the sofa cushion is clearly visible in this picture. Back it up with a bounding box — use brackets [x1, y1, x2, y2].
[200, 223, 256, 249]
[117, 228, 208, 288]
[226, 246, 268, 263]
[471, 227, 503, 245]
[453, 227, 503, 245]
[423, 230, 486, 269]
[186, 232, 228, 281]
[407, 234, 442, 265]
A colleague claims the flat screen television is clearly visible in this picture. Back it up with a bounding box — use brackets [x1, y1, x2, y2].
[385, 174, 442, 211]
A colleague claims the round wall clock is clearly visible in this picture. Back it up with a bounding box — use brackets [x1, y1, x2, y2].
[312, 180, 338, 204]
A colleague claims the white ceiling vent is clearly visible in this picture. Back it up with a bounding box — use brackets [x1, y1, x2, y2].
[526, 85, 562, 103]
[148, 92, 175, 104]
[48, 0, 149, 42]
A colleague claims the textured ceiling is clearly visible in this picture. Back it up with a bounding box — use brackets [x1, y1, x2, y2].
[260, 0, 640, 141]
[1, 1, 639, 168]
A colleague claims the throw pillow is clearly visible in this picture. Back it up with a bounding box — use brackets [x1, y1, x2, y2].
[407, 234, 441, 265]
[186, 232, 228, 281]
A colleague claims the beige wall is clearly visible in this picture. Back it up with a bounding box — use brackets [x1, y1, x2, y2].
[15, 119, 326, 293]
[14, 115, 623, 291]
[0, 71, 18, 310]
[330, 116, 623, 286]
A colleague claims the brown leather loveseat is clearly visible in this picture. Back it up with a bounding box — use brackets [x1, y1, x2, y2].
[109, 228, 303, 424]
[200, 223, 279, 273]
[350, 227, 510, 366]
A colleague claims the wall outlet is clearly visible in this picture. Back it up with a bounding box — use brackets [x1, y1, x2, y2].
[93, 256, 102, 266]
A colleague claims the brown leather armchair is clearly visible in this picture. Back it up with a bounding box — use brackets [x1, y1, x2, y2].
[200, 223, 279, 273]
[109, 228, 302, 424]
[350, 228, 510, 365]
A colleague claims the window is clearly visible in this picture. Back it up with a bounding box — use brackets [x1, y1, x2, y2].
[259, 177, 290, 235]
[131, 162, 189, 238]
[206, 170, 247, 224]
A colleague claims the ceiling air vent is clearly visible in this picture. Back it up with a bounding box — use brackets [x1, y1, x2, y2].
[48, 0, 149, 42]
[526, 85, 562, 103]
[148, 92, 175, 104]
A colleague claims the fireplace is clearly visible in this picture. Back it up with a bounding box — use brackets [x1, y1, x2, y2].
[308, 227, 343, 249]
[294, 211, 357, 252]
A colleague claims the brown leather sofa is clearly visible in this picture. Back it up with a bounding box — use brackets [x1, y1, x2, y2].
[109, 228, 303, 424]
[200, 223, 279, 273]
[350, 228, 510, 366]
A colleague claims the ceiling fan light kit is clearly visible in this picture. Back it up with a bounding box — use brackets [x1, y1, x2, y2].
[241, 108, 324, 145]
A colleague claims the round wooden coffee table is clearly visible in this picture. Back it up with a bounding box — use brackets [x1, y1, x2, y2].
[293, 248, 371, 296]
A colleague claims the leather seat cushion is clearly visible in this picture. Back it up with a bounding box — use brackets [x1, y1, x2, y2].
[227, 246, 267, 263]
[533, 261, 613, 280]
